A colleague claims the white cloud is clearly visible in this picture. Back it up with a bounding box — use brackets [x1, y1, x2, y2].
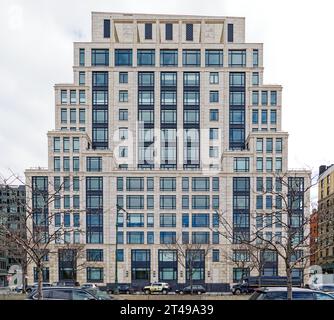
[1, 0, 333, 202]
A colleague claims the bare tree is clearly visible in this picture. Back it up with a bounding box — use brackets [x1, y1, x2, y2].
[163, 236, 211, 295]
[0, 173, 82, 300]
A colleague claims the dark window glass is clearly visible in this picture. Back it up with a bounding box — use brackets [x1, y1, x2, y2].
[160, 50, 178, 66]
[92, 49, 109, 66]
[115, 49, 133, 66]
[183, 50, 201, 66]
[165, 23, 173, 40]
[104, 19, 110, 38]
[137, 50, 155, 66]
[145, 23, 153, 40]
[206, 50, 223, 66]
[228, 23, 234, 42]
[186, 24, 193, 41]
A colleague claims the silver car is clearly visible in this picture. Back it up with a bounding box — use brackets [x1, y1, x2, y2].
[249, 287, 334, 300]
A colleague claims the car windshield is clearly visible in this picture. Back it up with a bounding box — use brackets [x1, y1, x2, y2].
[87, 289, 111, 300]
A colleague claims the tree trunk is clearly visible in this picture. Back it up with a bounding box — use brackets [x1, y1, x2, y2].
[286, 266, 292, 300]
[37, 264, 43, 300]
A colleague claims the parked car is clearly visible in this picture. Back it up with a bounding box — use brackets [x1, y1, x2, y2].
[107, 284, 135, 294]
[52, 281, 80, 287]
[86, 288, 113, 300]
[175, 285, 206, 295]
[143, 282, 171, 295]
[310, 284, 334, 294]
[27, 287, 98, 300]
[249, 287, 334, 300]
[232, 276, 302, 295]
[26, 283, 52, 293]
[81, 283, 98, 289]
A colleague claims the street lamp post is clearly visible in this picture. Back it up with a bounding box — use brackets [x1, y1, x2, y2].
[114, 205, 128, 295]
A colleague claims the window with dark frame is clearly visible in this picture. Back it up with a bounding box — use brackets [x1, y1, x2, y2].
[165, 23, 173, 40]
[145, 23, 153, 40]
[103, 19, 110, 38]
[228, 23, 234, 42]
[186, 23, 193, 41]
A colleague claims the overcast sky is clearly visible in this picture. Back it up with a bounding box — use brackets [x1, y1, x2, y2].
[0, 0, 333, 202]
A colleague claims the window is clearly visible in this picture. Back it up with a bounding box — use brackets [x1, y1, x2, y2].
[72, 157, 79, 172]
[227, 23, 234, 42]
[115, 49, 132, 66]
[209, 128, 218, 141]
[119, 90, 128, 102]
[184, 110, 199, 124]
[119, 128, 128, 140]
[61, 90, 68, 105]
[256, 195, 263, 209]
[147, 195, 154, 209]
[79, 90, 86, 104]
[192, 214, 209, 227]
[256, 177, 263, 192]
[160, 195, 176, 209]
[210, 109, 219, 121]
[54, 157, 60, 172]
[228, 50, 246, 67]
[266, 195, 273, 209]
[270, 110, 277, 124]
[127, 214, 144, 227]
[160, 232, 176, 244]
[93, 72, 108, 87]
[145, 23, 152, 40]
[119, 146, 128, 158]
[117, 249, 124, 262]
[161, 72, 177, 86]
[252, 110, 258, 124]
[256, 138, 263, 153]
[61, 109, 68, 124]
[266, 157, 273, 172]
[119, 109, 128, 121]
[102, 19, 111, 38]
[147, 213, 154, 227]
[205, 50, 223, 67]
[184, 72, 200, 86]
[270, 91, 277, 106]
[276, 158, 282, 172]
[210, 72, 219, 84]
[266, 177, 273, 192]
[192, 178, 210, 191]
[91, 49, 109, 66]
[165, 23, 173, 40]
[79, 48, 85, 66]
[160, 49, 178, 66]
[209, 146, 219, 158]
[186, 23, 193, 41]
[79, 109, 85, 124]
[72, 137, 80, 153]
[230, 92, 245, 105]
[86, 157, 102, 172]
[212, 232, 219, 244]
[252, 72, 259, 86]
[69, 109, 76, 124]
[182, 195, 189, 209]
[210, 91, 219, 103]
[261, 110, 267, 124]
[256, 157, 263, 172]
[262, 91, 268, 105]
[147, 178, 154, 191]
[182, 177, 189, 191]
[79, 72, 85, 85]
[183, 50, 200, 66]
[160, 214, 176, 227]
[182, 213, 189, 228]
[192, 195, 210, 209]
[266, 138, 273, 153]
[139, 110, 154, 123]
[119, 72, 128, 84]
[137, 49, 155, 66]
[126, 196, 144, 209]
[161, 110, 176, 124]
[234, 158, 250, 172]
[192, 232, 209, 244]
[87, 267, 103, 282]
[53, 137, 60, 152]
[276, 138, 283, 153]
[182, 232, 189, 244]
[253, 49, 259, 67]
[147, 232, 154, 244]
[252, 91, 259, 106]
[127, 232, 144, 244]
[160, 178, 176, 191]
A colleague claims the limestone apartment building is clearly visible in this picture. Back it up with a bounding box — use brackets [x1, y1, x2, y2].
[25, 12, 310, 290]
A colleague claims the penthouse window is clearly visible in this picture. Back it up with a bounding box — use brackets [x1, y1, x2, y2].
[165, 23, 173, 40]
[91, 49, 109, 66]
[228, 50, 246, 67]
[103, 19, 110, 38]
[205, 50, 223, 67]
[160, 50, 178, 66]
[115, 49, 133, 66]
[137, 50, 155, 66]
[186, 24, 193, 41]
[183, 50, 201, 66]
[145, 23, 153, 40]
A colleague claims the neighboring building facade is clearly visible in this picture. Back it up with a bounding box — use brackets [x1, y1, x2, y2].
[25, 12, 310, 289]
[318, 165, 334, 273]
[310, 209, 318, 266]
[0, 185, 26, 286]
